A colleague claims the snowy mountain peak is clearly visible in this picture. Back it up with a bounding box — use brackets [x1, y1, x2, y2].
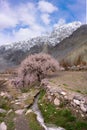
[0, 21, 82, 51]
[50, 21, 81, 45]
[54, 21, 81, 29]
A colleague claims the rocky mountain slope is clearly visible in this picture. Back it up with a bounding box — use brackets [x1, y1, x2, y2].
[48, 25, 87, 63]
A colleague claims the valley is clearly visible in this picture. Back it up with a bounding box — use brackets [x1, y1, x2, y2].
[0, 70, 87, 130]
[0, 22, 87, 130]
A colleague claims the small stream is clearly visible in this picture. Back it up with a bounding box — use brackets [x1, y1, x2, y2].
[31, 96, 65, 130]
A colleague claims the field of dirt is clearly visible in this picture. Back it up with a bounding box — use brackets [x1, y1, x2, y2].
[0, 70, 87, 94]
[48, 71, 87, 95]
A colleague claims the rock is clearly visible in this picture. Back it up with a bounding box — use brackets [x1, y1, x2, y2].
[0, 92, 11, 99]
[25, 109, 33, 115]
[71, 101, 76, 107]
[80, 99, 85, 104]
[61, 91, 66, 96]
[81, 114, 84, 117]
[60, 67, 65, 71]
[47, 95, 52, 101]
[73, 99, 80, 105]
[7, 109, 13, 115]
[84, 97, 87, 104]
[0, 122, 7, 130]
[0, 92, 5, 96]
[80, 104, 87, 112]
[64, 96, 68, 100]
[74, 95, 83, 101]
[58, 127, 65, 130]
[76, 110, 79, 112]
[54, 93, 59, 97]
[15, 102, 21, 105]
[47, 85, 51, 89]
[54, 98, 60, 106]
[15, 109, 25, 115]
[0, 109, 6, 113]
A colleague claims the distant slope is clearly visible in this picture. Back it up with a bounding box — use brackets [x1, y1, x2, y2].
[64, 42, 87, 65]
[48, 25, 87, 64]
[0, 57, 14, 72]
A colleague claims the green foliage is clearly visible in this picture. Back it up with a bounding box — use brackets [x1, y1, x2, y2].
[38, 89, 46, 100]
[38, 90, 87, 130]
[26, 112, 44, 130]
[0, 95, 15, 129]
[21, 81, 40, 93]
[5, 112, 15, 130]
[59, 100, 67, 108]
[76, 90, 81, 93]
[0, 113, 6, 122]
[0, 111, 15, 129]
[0, 97, 12, 110]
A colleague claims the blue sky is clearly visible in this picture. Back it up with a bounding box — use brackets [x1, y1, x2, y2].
[0, 0, 86, 45]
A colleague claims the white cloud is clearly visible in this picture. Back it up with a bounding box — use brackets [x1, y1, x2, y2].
[0, 1, 36, 29]
[41, 14, 50, 25]
[13, 25, 46, 41]
[0, 0, 58, 45]
[0, 13, 18, 29]
[0, 25, 46, 45]
[0, 0, 18, 29]
[17, 3, 37, 26]
[0, 23, 49, 45]
[38, 0, 58, 13]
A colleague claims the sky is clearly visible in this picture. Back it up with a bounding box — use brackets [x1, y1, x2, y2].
[0, 0, 86, 45]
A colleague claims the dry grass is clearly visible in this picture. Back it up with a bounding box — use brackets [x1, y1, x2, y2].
[59, 43, 87, 69]
[48, 71, 87, 95]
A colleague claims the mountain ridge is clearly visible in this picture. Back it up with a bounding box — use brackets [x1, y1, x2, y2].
[1, 22, 87, 72]
[0, 21, 81, 51]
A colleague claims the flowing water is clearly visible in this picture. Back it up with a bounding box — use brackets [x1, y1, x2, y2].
[32, 96, 65, 130]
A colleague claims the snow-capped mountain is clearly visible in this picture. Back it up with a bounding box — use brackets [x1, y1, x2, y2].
[49, 21, 81, 45]
[0, 21, 81, 52]
[0, 22, 87, 72]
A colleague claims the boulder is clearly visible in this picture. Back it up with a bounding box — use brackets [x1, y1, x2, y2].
[25, 109, 33, 115]
[80, 104, 87, 112]
[61, 91, 66, 96]
[0, 122, 7, 130]
[0, 109, 6, 113]
[54, 98, 60, 106]
[73, 99, 80, 105]
[15, 109, 25, 115]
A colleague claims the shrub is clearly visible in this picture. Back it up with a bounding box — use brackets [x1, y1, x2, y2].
[74, 55, 83, 66]
[60, 55, 87, 70]
[12, 53, 59, 88]
[60, 59, 71, 70]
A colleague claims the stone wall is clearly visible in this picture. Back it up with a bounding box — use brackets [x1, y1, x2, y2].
[41, 79, 87, 119]
[67, 65, 87, 71]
